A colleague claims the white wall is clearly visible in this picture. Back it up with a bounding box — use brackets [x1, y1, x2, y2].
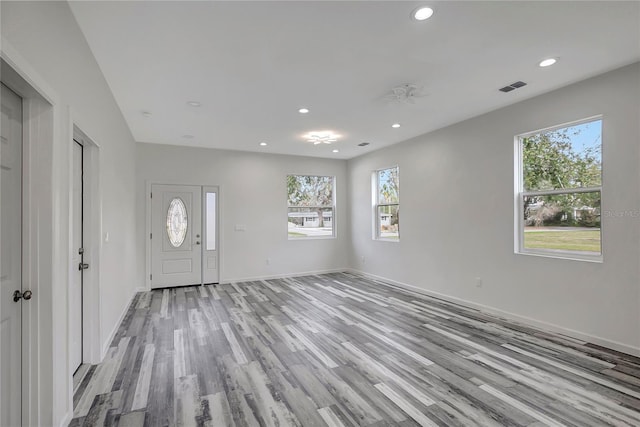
[136, 144, 349, 284]
[2, 1, 138, 425]
[348, 63, 640, 355]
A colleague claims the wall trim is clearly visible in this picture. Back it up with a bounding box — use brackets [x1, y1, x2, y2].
[220, 268, 346, 284]
[58, 412, 72, 427]
[101, 289, 139, 360]
[347, 269, 640, 358]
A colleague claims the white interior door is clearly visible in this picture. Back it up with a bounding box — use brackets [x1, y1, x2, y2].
[70, 141, 83, 373]
[203, 187, 219, 284]
[151, 184, 202, 288]
[1, 83, 23, 427]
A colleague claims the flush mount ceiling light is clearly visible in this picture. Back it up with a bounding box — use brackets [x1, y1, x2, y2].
[539, 58, 557, 67]
[384, 83, 427, 104]
[332, 149, 339, 153]
[298, 108, 310, 114]
[142, 111, 152, 117]
[187, 101, 201, 107]
[304, 130, 340, 145]
[413, 6, 434, 21]
[391, 123, 401, 128]
[182, 134, 194, 139]
[259, 142, 267, 146]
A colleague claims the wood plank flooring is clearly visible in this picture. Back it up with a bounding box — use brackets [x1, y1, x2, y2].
[70, 272, 640, 426]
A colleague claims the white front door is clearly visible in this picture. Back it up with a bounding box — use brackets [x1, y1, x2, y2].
[1, 83, 23, 426]
[70, 140, 84, 373]
[203, 187, 219, 284]
[151, 184, 202, 288]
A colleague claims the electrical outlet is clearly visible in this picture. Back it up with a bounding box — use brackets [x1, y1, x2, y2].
[476, 277, 483, 288]
[266, 258, 271, 265]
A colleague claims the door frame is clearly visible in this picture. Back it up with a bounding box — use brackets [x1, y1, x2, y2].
[69, 126, 102, 368]
[2, 42, 69, 425]
[145, 181, 223, 290]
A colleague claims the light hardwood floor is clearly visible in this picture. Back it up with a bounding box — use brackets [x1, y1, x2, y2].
[71, 272, 640, 426]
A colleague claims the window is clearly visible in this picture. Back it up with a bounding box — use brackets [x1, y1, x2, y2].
[287, 175, 335, 239]
[166, 197, 188, 248]
[516, 117, 602, 260]
[374, 166, 399, 240]
[205, 192, 216, 250]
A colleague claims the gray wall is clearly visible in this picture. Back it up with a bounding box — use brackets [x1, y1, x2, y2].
[348, 63, 640, 355]
[2, 2, 138, 424]
[136, 144, 350, 283]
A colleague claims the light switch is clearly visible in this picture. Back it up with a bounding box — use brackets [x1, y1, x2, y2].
[234, 224, 246, 232]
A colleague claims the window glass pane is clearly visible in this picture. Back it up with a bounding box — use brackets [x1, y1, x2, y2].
[287, 175, 335, 239]
[523, 191, 601, 254]
[206, 192, 216, 251]
[523, 119, 602, 191]
[378, 205, 399, 240]
[166, 197, 188, 247]
[287, 175, 333, 207]
[288, 207, 333, 238]
[378, 167, 399, 204]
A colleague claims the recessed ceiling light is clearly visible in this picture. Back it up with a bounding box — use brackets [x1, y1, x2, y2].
[182, 134, 194, 139]
[539, 58, 557, 67]
[391, 123, 401, 128]
[142, 111, 152, 117]
[332, 149, 339, 153]
[187, 101, 201, 107]
[259, 142, 267, 146]
[413, 6, 434, 21]
[304, 130, 340, 145]
[298, 108, 310, 114]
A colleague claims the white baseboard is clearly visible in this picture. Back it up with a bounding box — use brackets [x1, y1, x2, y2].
[101, 288, 140, 359]
[220, 268, 346, 284]
[347, 269, 640, 358]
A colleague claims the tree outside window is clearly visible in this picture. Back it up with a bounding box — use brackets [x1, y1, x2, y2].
[518, 118, 602, 258]
[375, 167, 399, 240]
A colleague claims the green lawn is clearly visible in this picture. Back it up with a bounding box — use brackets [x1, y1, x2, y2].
[524, 229, 601, 253]
[288, 231, 307, 237]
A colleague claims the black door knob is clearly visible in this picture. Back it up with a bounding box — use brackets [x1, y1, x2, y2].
[13, 290, 33, 302]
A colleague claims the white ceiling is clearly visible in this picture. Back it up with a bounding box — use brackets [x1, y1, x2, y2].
[69, 1, 640, 159]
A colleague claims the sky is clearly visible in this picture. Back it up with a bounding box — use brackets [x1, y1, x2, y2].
[564, 119, 602, 162]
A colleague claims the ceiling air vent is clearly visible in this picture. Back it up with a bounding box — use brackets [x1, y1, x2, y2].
[358, 142, 370, 147]
[499, 81, 527, 93]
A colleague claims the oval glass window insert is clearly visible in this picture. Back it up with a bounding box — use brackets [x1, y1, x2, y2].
[166, 198, 188, 247]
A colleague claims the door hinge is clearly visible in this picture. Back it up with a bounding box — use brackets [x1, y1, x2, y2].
[150, 192, 152, 199]
[150, 274, 152, 280]
[150, 233, 152, 239]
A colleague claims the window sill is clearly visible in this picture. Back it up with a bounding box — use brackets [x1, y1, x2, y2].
[516, 249, 603, 263]
[374, 238, 400, 243]
[288, 236, 337, 241]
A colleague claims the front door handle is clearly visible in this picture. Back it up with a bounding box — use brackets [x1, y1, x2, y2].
[79, 263, 90, 271]
[13, 290, 33, 302]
